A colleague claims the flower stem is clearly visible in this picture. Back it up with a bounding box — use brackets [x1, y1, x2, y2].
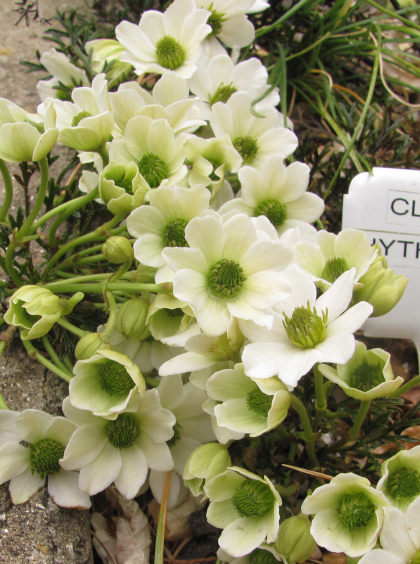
[388, 375, 420, 399]
[290, 394, 318, 467]
[100, 291, 118, 344]
[0, 341, 9, 409]
[155, 471, 172, 564]
[313, 364, 327, 430]
[41, 336, 73, 378]
[97, 145, 109, 167]
[42, 281, 172, 294]
[56, 317, 89, 338]
[348, 400, 371, 440]
[22, 339, 72, 383]
[145, 375, 159, 388]
[0, 159, 13, 223]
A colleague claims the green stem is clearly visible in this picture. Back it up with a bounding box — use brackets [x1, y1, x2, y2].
[0, 341, 9, 409]
[313, 365, 327, 430]
[364, 0, 420, 32]
[97, 145, 109, 167]
[145, 375, 159, 388]
[274, 483, 297, 496]
[348, 400, 371, 440]
[41, 336, 73, 378]
[100, 291, 118, 343]
[388, 375, 420, 398]
[49, 273, 118, 285]
[59, 243, 106, 268]
[107, 259, 132, 284]
[0, 159, 13, 223]
[63, 355, 74, 373]
[43, 282, 171, 294]
[57, 317, 89, 338]
[290, 394, 318, 467]
[22, 339, 72, 383]
[72, 254, 104, 266]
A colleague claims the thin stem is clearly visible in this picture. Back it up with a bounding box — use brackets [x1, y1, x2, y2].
[97, 145, 109, 167]
[57, 317, 89, 338]
[43, 282, 171, 294]
[155, 471, 172, 564]
[348, 400, 371, 440]
[59, 243, 106, 268]
[0, 341, 9, 409]
[145, 375, 159, 388]
[41, 336, 73, 378]
[22, 339, 72, 383]
[364, 0, 420, 32]
[313, 365, 327, 430]
[290, 394, 318, 467]
[388, 375, 420, 398]
[0, 159, 13, 222]
[274, 483, 297, 496]
[100, 291, 118, 343]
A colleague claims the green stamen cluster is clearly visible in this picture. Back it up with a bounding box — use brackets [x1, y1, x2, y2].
[106, 413, 140, 449]
[18, 301, 41, 325]
[208, 10, 225, 35]
[167, 308, 184, 318]
[321, 257, 349, 284]
[208, 259, 246, 299]
[155, 35, 185, 70]
[388, 467, 420, 499]
[233, 136, 259, 164]
[164, 219, 189, 248]
[232, 479, 273, 518]
[138, 153, 168, 188]
[349, 360, 385, 392]
[167, 421, 182, 448]
[255, 199, 288, 228]
[29, 438, 65, 478]
[210, 83, 237, 105]
[99, 360, 135, 396]
[338, 492, 376, 531]
[71, 111, 93, 127]
[412, 549, 420, 564]
[246, 388, 272, 417]
[283, 302, 328, 349]
[250, 549, 278, 564]
[114, 177, 134, 195]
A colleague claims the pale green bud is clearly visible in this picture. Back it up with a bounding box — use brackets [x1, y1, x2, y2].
[75, 332, 108, 360]
[116, 298, 150, 341]
[102, 236, 133, 264]
[275, 514, 316, 563]
[183, 442, 231, 497]
[0, 121, 58, 163]
[99, 161, 147, 215]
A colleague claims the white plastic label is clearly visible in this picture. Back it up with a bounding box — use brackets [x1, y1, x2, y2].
[342, 167, 420, 357]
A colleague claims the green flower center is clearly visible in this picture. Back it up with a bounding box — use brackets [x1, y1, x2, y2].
[167, 308, 184, 318]
[246, 388, 272, 417]
[18, 301, 41, 326]
[255, 199, 288, 228]
[210, 83, 237, 105]
[250, 549, 279, 564]
[105, 413, 140, 449]
[232, 479, 274, 518]
[321, 257, 350, 284]
[164, 219, 189, 248]
[349, 359, 385, 392]
[114, 177, 134, 195]
[155, 35, 185, 70]
[99, 360, 135, 397]
[138, 153, 168, 188]
[29, 438, 65, 478]
[388, 467, 420, 500]
[412, 549, 420, 564]
[338, 492, 376, 531]
[234, 137, 259, 164]
[208, 259, 246, 299]
[283, 302, 328, 349]
[167, 421, 182, 448]
[71, 110, 93, 127]
[208, 9, 225, 35]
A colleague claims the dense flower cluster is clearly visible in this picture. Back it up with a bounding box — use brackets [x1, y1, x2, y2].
[0, 0, 413, 561]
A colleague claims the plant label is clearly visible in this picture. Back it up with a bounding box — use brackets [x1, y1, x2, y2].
[342, 167, 420, 357]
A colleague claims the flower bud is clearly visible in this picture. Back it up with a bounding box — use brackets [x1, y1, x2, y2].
[102, 236, 133, 264]
[183, 442, 231, 497]
[275, 514, 316, 563]
[116, 298, 149, 341]
[75, 332, 108, 360]
[99, 161, 147, 215]
[354, 248, 408, 317]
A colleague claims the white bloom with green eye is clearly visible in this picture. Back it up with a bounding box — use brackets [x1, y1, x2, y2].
[162, 212, 292, 337]
[205, 467, 282, 557]
[207, 363, 290, 436]
[37, 47, 89, 102]
[377, 446, 420, 512]
[210, 92, 298, 170]
[184, 442, 231, 497]
[359, 496, 420, 564]
[98, 160, 148, 215]
[109, 115, 187, 189]
[318, 341, 403, 401]
[240, 265, 373, 390]
[127, 184, 211, 269]
[147, 294, 199, 344]
[69, 349, 146, 419]
[293, 228, 377, 292]
[116, 0, 211, 79]
[188, 54, 279, 120]
[302, 473, 389, 558]
[0, 409, 90, 509]
[61, 392, 175, 499]
[219, 157, 324, 236]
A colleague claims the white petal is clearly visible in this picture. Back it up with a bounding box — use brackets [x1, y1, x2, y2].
[114, 446, 148, 499]
[9, 467, 45, 504]
[15, 409, 54, 443]
[48, 469, 91, 509]
[326, 301, 373, 335]
[137, 433, 173, 471]
[0, 442, 30, 483]
[359, 550, 405, 564]
[60, 424, 108, 470]
[315, 269, 356, 323]
[310, 509, 352, 554]
[219, 516, 267, 557]
[78, 443, 122, 495]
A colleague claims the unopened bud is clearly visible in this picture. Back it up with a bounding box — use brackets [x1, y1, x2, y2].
[275, 514, 316, 563]
[75, 332, 108, 360]
[102, 236, 133, 264]
[116, 298, 149, 341]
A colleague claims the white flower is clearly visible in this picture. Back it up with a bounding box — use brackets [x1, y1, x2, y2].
[61, 392, 175, 499]
[318, 341, 403, 401]
[377, 445, 420, 512]
[147, 294, 199, 344]
[240, 265, 373, 389]
[210, 93, 298, 170]
[184, 442, 231, 498]
[116, 0, 211, 79]
[219, 157, 324, 235]
[293, 228, 377, 291]
[127, 184, 211, 268]
[203, 397, 245, 444]
[162, 212, 292, 336]
[359, 497, 420, 564]
[207, 363, 290, 436]
[302, 473, 389, 558]
[189, 54, 279, 119]
[205, 467, 282, 557]
[0, 410, 21, 446]
[36, 48, 89, 102]
[0, 409, 90, 508]
[109, 115, 187, 189]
